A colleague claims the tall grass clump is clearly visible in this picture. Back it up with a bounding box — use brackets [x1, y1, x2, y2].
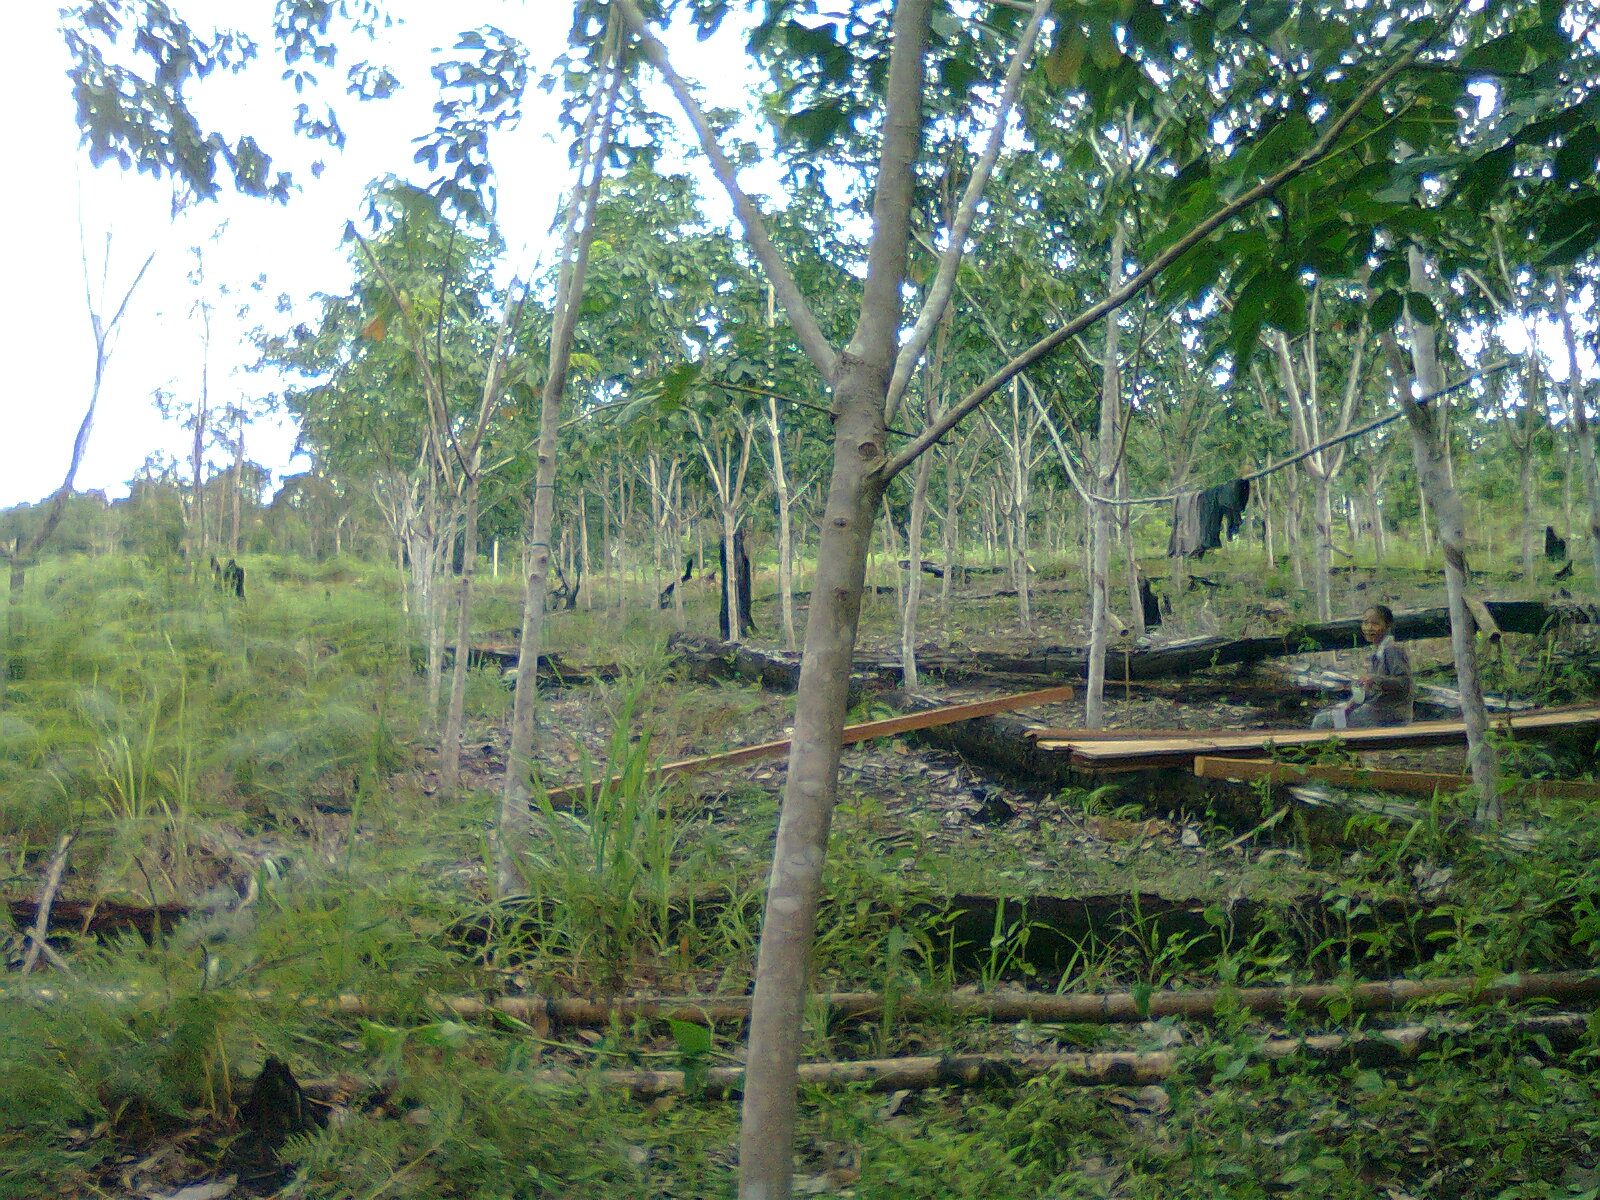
[503, 677, 711, 989]
[0, 554, 422, 901]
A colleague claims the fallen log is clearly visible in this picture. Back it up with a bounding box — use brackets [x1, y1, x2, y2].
[1194, 756, 1600, 802]
[425, 968, 1600, 1028]
[672, 602, 1595, 693]
[527, 1011, 1590, 1098]
[540, 684, 1075, 807]
[4, 897, 190, 941]
[441, 645, 620, 685]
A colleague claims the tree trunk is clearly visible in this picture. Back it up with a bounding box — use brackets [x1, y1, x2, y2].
[440, 475, 481, 797]
[1262, 470, 1276, 567]
[1380, 248, 1500, 821]
[900, 448, 935, 687]
[1311, 473, 1334, 621]
[579, 490, 592, 611]
[940, 447, 958, 626]
[767, 400, 798, 652]
[498, 40, 620, 896]
[1121, 461, 1144, 640]
[1085, 222, 1125, 728]
[736, 5, 929, 1190]
[1555, 277, 1600, 598]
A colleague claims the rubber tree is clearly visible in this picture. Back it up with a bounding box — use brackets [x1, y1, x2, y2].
[1261, 299, 1370, 622]
[1553, 275, 1600, 598]
[497, 24, 624, 896]
[1377, 248, 1502, 820]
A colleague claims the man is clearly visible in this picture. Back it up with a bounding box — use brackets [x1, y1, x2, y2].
[1311, 604, 1413, 729]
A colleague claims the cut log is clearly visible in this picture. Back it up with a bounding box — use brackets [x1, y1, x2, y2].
[539, 684, 1075, 807]
[429, 968, 1600, 1028]
[1035, 706, 1600, 771]
[527, 1011, 1590, 1098]
[1195, 756, 1600, 802]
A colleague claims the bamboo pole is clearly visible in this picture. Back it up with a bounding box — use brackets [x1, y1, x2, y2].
[356, 969, 1600, 1029]
[526, 1011, 1590, 1098]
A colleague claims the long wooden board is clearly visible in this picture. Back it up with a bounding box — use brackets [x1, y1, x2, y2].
[1193, 756, 1600, 802]
[1033, 706, 1600, 771]
[541, 684, 1076, 805]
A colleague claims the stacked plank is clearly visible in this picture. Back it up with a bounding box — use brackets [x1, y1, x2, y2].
[1032, 706, 1600, 772]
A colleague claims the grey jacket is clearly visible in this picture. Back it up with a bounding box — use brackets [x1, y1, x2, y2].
[1348, 634, 1414, 726]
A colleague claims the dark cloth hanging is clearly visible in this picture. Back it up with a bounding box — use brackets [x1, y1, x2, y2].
[1168, 478, 1250, 558]
[1138, 577, 1162, 628]
[718, 530, 755, 640]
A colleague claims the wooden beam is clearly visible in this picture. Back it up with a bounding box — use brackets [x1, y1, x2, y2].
[1034, 706, 1600, 770]
[1194, 756, 1600, 802]
[541, 684, 1075, 806]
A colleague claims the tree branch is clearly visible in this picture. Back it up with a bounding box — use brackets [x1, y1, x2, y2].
[884, 0, 1052, 423]
[881, 42, 1431, 482]
[614, 0, 840, 381]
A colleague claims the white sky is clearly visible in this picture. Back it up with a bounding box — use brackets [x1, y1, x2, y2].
[0, 1, 766, 509]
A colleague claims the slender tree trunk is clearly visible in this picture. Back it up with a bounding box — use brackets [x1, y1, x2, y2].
[736, 6, 929, 1191]
[441, 476, 481, 796]
[900, 450, 935, 687]
[1287, 473, 1308, 588]
[1121, 463, 1144, 639]
[498, 38, 620, 896]
[1380, 248, 1500, 820]
[940, 448, 957, 626]
[672, 473, 686, 626]
[228, 438, 243, 560]
[579, 491, 592, 611]
[1366, 474, 1386, 566]
[1085, 222, 1125, 728]
[767, 401, 798, 652]
[721, 507, 743, 643]
[1262, 470, 1276, 567]
[1311, 474, 1334, 622]
[1555, 277, 1600, 597]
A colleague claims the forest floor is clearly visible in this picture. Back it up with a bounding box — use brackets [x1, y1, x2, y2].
[4, 548, 1600, 1199]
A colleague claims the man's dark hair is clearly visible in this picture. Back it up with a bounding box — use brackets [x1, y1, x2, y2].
[1365, 603, 1395, 626]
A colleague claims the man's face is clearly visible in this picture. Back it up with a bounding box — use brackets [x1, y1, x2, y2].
[1361, 613, 1388, 644]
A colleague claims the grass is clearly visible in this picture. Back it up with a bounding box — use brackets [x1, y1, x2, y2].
[1, 547, 1598, 1198]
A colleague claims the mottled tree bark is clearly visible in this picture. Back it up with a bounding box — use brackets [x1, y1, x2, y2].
[1085, 222, 1126, 728]
[497, 37, 620, 894]
[1378, 249, 1500, 820]
[1555, 277, 1600, 598]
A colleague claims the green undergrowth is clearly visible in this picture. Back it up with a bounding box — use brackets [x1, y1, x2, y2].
[3, 551, 1600, 1197]
[0, 554, 429, 900]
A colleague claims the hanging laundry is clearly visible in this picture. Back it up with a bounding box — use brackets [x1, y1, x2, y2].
[1166, 491, 1204, 557]
[1168, 478, 1250, 558]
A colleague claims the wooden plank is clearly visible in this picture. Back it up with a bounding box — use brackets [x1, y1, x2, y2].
[1194, 756, 1600, 802]
[542, 684, 1076, 805]
[1034, 706, 1600, 770]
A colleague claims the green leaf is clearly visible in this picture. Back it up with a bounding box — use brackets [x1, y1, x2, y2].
[1368, 289, 1404, 331]
[1046, 33, 1088, 89]
[1404, 291, 1439, 328]
[668, 1018, 712, 1057]
[1555, 124, 1600, 184]
[1537, 196, 1600, 267]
